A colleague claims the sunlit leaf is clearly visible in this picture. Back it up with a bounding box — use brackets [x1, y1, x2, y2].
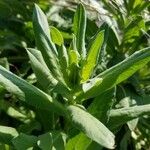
[73, 3, 86, 58]
[67, 105, 115, 149]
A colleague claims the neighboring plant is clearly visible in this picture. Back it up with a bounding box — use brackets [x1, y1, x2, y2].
[0, 3, 150, 150]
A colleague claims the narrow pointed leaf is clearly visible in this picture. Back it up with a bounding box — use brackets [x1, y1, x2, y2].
[33, 4, 57, 55]
[67, 105, 115, 149]
[69, 34, 77, 51]
[33, 4, 64, 83]
[58, 45, 69, 83]
[80, 30, 104, 82]
[27, 48, 58, 90]
[116, 95, 139, 131]
[0, 66, 66, 115]
[109, 104, 150, 130]
[77, 47, 150, 100]
[73, 3, 86, 58]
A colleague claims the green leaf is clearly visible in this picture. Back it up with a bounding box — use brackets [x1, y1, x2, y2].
[109, 104, 150, 130]
[38, 131, 67, 150]
[50, 26, 64, 46]
[0, 126, 18, 145]
[73, 3, 86, 58]
[77, 47, 150, 100]
[27, 48, 70, 96]
[27, 48, 58, 90]
[12, 133, 37, 150]
[116, 95, 139, 131]
[65, 133, 91, 150]
[69, 50, 80, 65]
[82, 77, 103, 93]
[0, 57, 9, 70]
[0, 99, 27, 121]
[33, 4, 64, 84]
[68, 50, 80, 86]
[80, 30, 105, 82]
[0, 66, 66, 115]
[124, 16, 145, 44]
[69, 34, 77, 51]
[88, 88, 116, 123]
[58, 45, 69, 83]
[67, 105, 115, 149]
[32, 4, 56, 48]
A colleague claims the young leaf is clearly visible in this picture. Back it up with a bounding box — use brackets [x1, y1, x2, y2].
[77, 47, 150, 100]
[33, 4, 64, 84]
[80, 30, 105, 82]
[67, 105, 115, 149]
[0, 126, 18, 145]
[0, 66, 66, 115]
[73, 3, 86, 58]
[69, 34, 77, 51]
[68, 50, 80, 86]
[50, 26, 64, 46]
[69, 50, 80, 65]
[65, 133, 91, 150]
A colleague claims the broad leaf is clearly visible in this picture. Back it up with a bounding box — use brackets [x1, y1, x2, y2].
[80, 30, 104, 82]
[12, 133, 37, 150]
[38, 131, 67, 150]
[67, 105, 115, 149]
[77, 47, 150, 100]
[73, 3, 86, 58]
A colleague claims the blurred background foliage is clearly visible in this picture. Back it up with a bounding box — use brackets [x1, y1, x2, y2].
[0, 0, 150, 149]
